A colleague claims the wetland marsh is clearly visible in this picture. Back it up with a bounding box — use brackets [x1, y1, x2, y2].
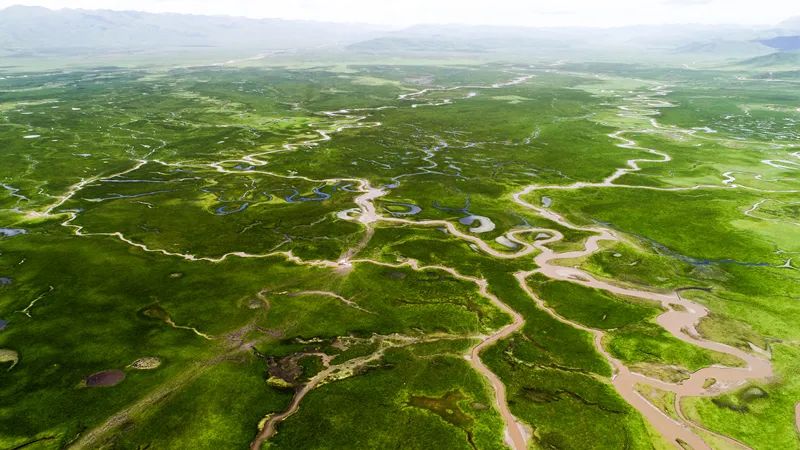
[1, 57, 799, 450]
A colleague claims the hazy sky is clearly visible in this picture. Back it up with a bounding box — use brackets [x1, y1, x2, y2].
[1, 0, 798, 27]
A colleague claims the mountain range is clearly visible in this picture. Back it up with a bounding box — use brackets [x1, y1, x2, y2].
[1, 5, 799, 66]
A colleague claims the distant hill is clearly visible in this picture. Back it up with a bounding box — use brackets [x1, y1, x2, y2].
[348, 24, 775, 62]
[674, 40, 771, 57]
[759, 35, 800, 51]
[346, 31, 570, 55]
[348, 37, 489, 53]
[2, 5, 799, 68]
[738, 50, 800, 68]
[0, 5, 382, 57]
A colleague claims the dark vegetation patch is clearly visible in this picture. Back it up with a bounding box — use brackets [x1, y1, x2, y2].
[712, 386, 770, 413]
[407, 390, 478, 449]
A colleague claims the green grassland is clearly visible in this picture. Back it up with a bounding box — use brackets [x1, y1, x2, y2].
[1, 60, 799, 449]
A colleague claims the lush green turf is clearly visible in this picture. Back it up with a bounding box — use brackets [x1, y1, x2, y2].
[266, 347, 506, 450]
[2, 61, 799, 449]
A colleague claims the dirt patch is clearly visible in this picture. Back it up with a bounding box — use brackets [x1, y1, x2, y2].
[267, 355, 303, 386]
[740, 386, 768, 401]
[257, 326, 284, 339]
[130, 357, 161, 370]
[630, 362, 692, 383]
[139, 304, 169, 322]
[384, 270, 407, 280]
[0, 348, 19, 370]
[669, 303, 688, 312]
[246, 298, 263, 309]
[85, 369, 126, 387]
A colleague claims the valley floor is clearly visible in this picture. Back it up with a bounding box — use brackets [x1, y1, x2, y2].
[1, 60, 799, 449]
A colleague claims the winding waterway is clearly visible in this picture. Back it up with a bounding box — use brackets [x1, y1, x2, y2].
[19, 71, 780, 450]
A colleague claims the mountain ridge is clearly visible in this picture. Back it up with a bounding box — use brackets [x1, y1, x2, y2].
[0, 5, 385, 55]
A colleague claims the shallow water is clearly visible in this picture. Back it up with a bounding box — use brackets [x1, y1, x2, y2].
[385, 202, 421, 217]
[86, 369, 126, 387]
[214, 203, 249, 215]
[0, 228, 27, 237]
[433, 197, 471, 214]
[459, 215, 496, 233]
[285, 186, 331, 203]
[495, 235, 519, 249]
